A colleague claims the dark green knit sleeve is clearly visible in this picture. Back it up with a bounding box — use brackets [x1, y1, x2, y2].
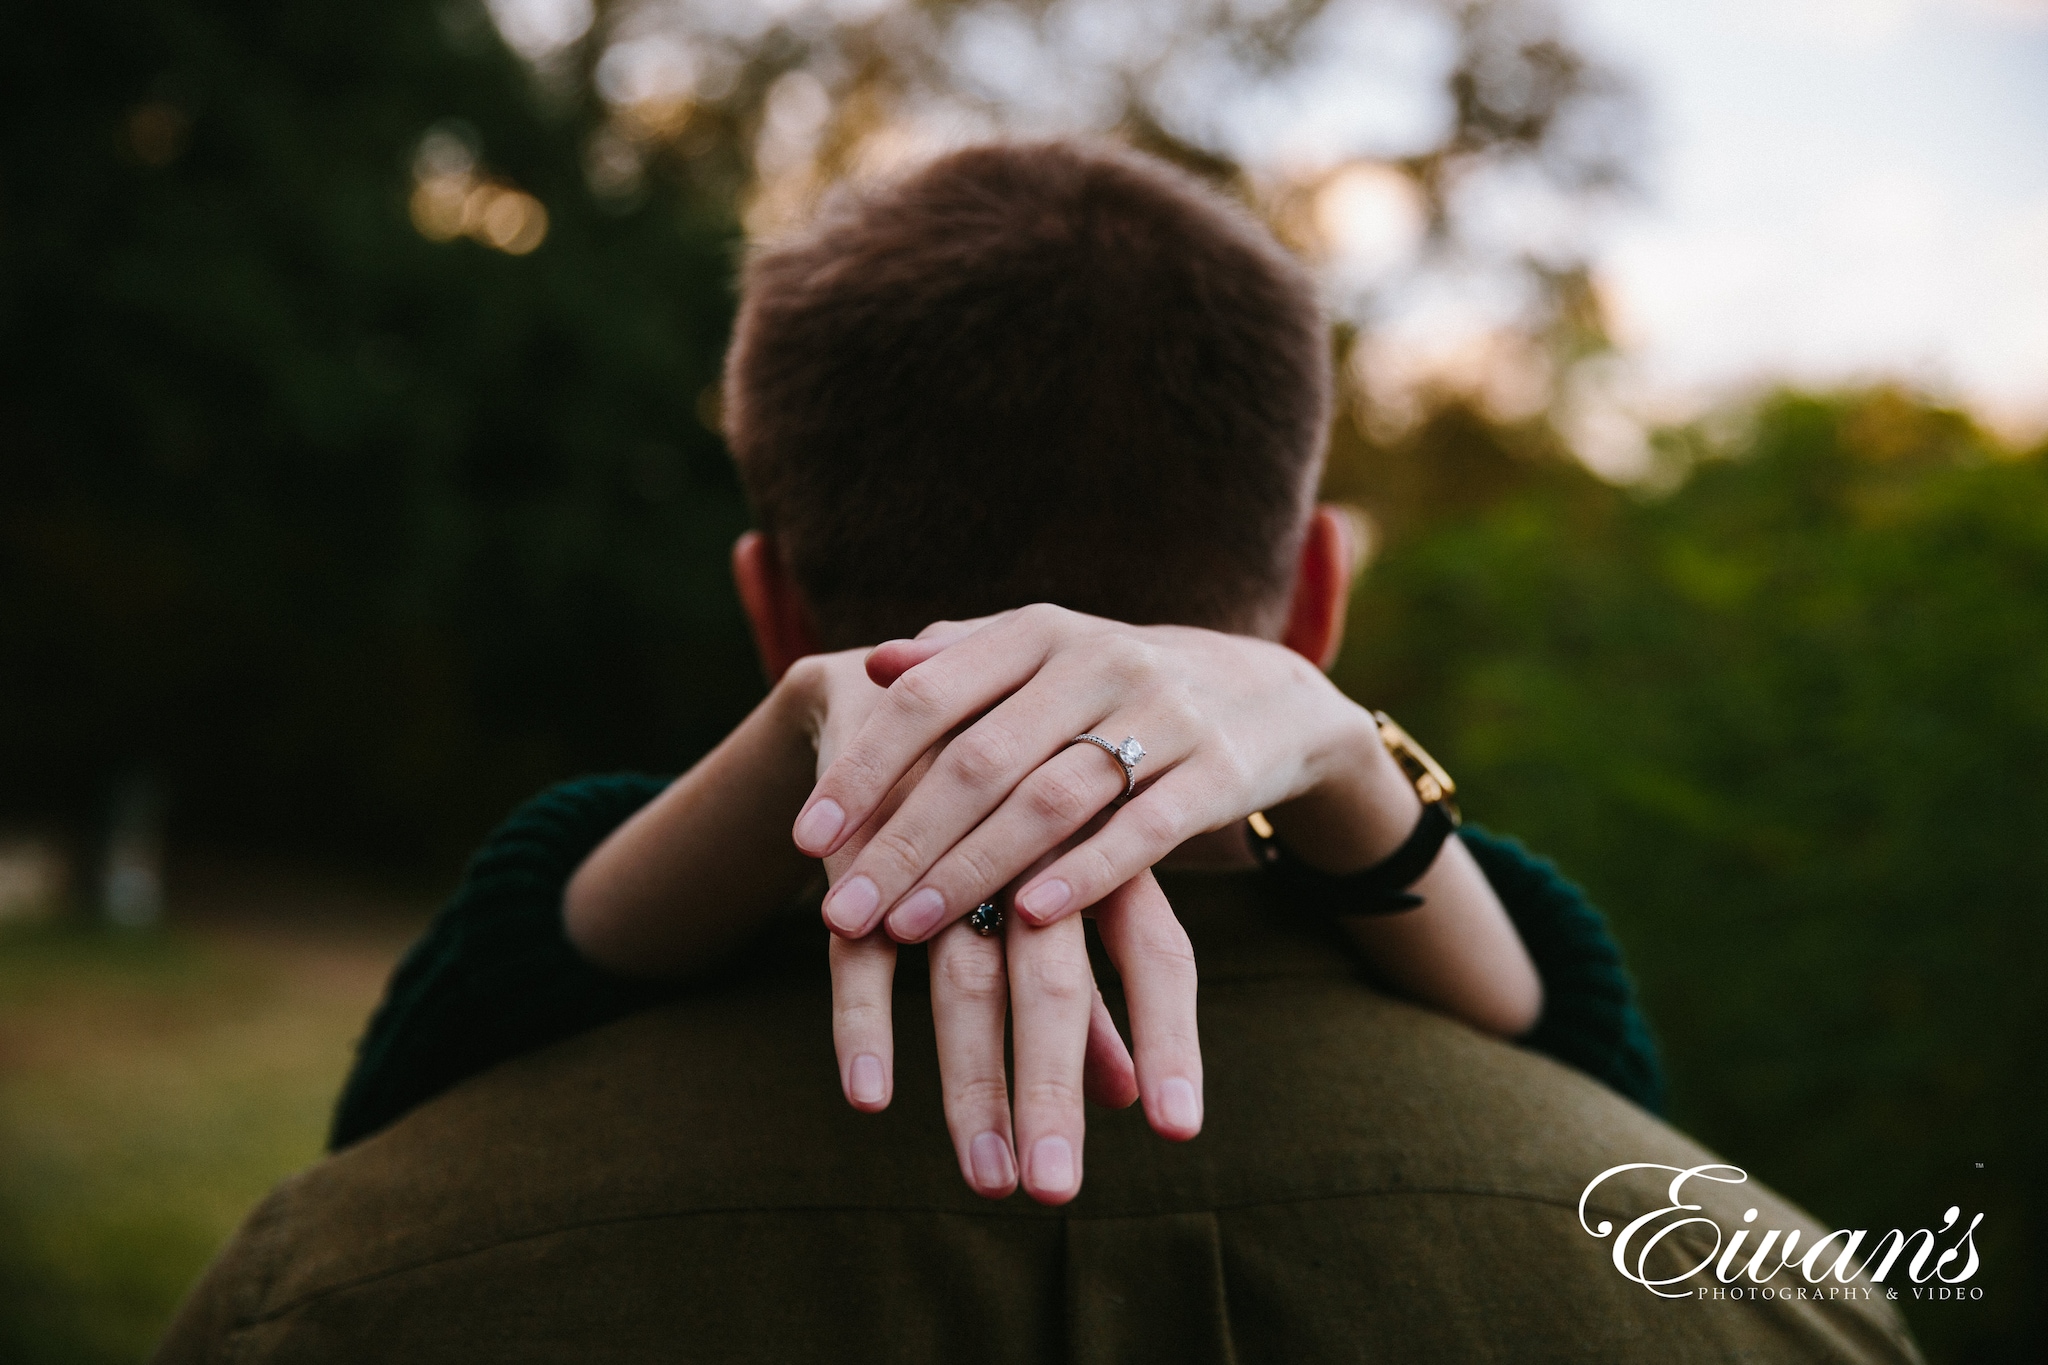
[328, 773, 677, 1150]
[1458, 825, 1667, 1114]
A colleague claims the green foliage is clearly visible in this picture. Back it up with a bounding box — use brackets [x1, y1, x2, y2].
[0, 0, 759, 865]
[1335, 389, 2046, 1361]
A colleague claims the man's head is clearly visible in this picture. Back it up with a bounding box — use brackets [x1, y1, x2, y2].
[724, 138, 1341, 664]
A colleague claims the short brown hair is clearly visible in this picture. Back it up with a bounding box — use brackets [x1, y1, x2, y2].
[723, 139, 1331, 649]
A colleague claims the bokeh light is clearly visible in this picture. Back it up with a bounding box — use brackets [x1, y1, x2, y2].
[406, 125, 549, 255]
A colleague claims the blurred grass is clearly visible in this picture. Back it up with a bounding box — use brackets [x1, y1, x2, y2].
[0, 887, 419, 1364]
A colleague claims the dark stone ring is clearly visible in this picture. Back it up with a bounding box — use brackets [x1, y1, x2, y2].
[967, 902, 1004, 937]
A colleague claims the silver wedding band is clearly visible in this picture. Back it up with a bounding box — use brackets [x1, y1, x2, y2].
[1071, 733, 1147, 803]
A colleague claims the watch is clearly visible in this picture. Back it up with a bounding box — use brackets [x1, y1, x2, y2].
[1247, 711, 1462, 916]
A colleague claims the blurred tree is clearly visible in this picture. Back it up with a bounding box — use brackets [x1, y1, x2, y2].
[1, 0, 1635, 870]
[1335, 388, 2046, 1362]
[0, 0, 755, 865]
[572, 0, 1635, 406]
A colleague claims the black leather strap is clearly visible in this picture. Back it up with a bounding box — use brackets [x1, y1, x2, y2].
[1249, 801, 1459, 916]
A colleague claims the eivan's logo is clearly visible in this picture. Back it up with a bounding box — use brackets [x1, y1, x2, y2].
[1579, 1164, 1982, 1300]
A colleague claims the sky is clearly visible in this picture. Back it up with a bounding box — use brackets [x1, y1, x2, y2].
[1566, 0, 2048, 462]
[494, 0, 2048, 469]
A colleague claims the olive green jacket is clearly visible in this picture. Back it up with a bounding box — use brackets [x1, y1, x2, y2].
[155, 873, 1919, 1364]
[324, 777, 1666, 1155]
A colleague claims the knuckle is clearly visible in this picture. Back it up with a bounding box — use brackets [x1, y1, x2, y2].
[1100, 636, 1155, 685]
[1018, 1076, 1084, 1112]
[831, 747, 891, 799]
[863, 826, 927, 882]
[1124, 795, 1184, 850]
[1025, 765, 1101, 828]
[1018, 602, 1066, 633]
[946, 726, 1018, 790]
[948, 1075, 1013, 1112]
[938, 945, 1008, 1002]
[889, 663, 952, 718]
[1015, 953, 1092, 1005]
[942, 841, 1005, 901]
[1158, 683, 1203, 732]
[1141, 927, 1199, 978]
[1077, 839, 1124, 893]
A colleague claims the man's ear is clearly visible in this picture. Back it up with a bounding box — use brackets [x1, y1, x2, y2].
[732, 531, 822, 682]
[1279, 505, 1361, 671]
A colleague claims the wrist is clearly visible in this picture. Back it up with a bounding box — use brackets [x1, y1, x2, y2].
[769, 653, 821, 729]
[765, 655, 833, 772]
[1267, 700, 1421, 874]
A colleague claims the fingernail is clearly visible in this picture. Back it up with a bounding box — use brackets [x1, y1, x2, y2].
[1029, 1136, 1075, 1195]
[824, 875, 879, 933]
[794, 798, 845, 852]
[970, 1131, 1015, 1191]
[848, 1053, 886, 1105]
[1158, 1077, 1202, 1133]
[889, 887, 947, 940]
[1017, 879, 1071, 922]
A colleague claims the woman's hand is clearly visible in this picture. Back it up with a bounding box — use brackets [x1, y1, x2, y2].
[792, 603, 1420, 944]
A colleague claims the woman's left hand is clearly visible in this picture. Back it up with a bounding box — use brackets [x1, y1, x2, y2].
[792, 602, 1417, 944]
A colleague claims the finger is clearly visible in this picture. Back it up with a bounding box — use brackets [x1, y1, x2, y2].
[1013, 764, 1216, 926]
[929, 918, 1019, 1199]
[829, 931, 898, 1112]
[864, 635, 959, 688]
[864, 638, 958, 687]
[1092, 871, 1203, 1141]
[818, 750, 941, 938]
[832, 664, 1134, 941]
[1083, 983, 1139, 1110]
[883, 741, 1130, 941]
[793, 607, 1070, 857]
[914, 610, 1016, 641]
[864, 611, 1019, 686]
[1006, 909, 1094, 1205]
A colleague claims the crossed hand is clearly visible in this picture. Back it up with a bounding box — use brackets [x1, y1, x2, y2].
[779, 604, 1391, 1204]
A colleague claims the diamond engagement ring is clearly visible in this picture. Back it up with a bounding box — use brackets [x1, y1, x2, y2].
[1071, 733, 1147, 803]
